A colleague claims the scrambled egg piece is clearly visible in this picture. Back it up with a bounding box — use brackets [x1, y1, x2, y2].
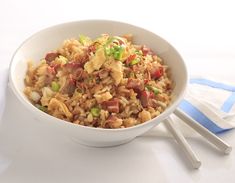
[84, 48, 106, 73]
[40, 87, 54, 106]
[94, 91, 113, 103]
[105, 59, 123, 85]
[138, 110, 151, 123]
[48, 98, 72, 118]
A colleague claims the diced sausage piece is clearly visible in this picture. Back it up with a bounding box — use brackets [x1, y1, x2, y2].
[61, 75, 76, 96]
[126, 78, 144, 94]
[75, 53, 89, 67]
[45, 52, 59, 63]
[103, 98, 119, 113]
[88, 44, 96, 54]
[47, 66, 56, 75]
[150, 67, 163, 80]
[65, 84, 76, 97]
[74, 68, 85, 80]
[65, 61, 82, 69]
[106, 115, 123, 128]
[139, 90, 151, 107]
[45, 75, 55, 86]
[98, 70, 109, 79]
[141, 45, 154, 56]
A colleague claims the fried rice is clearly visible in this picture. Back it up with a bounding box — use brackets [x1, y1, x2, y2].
[24, 34, 173, 129]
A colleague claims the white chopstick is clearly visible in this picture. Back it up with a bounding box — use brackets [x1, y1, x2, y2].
[174, 109, 232, 154]
[164, 117, 201, 169]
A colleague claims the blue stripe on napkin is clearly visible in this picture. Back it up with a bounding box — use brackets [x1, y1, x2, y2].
[190, 78, 235, 113]
[221, 92, 235, 113]
[179, 100, 231, 134]
[190, 78, 235, 92]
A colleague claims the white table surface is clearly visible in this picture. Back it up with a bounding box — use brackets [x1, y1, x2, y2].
[1, 0, 235, 182]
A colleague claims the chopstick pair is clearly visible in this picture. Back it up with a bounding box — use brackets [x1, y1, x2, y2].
[164, 108, 232, 169]
[164, 117, 201, 169]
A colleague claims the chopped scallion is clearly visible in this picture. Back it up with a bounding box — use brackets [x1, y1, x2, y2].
[90, 107, 101, 117]
[145, 85, 159, 95]
[35, 104, 47, 112]
[130, 58, 140, 65]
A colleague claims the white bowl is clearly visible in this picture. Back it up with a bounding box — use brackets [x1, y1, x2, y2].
[9, 20, 188, 147]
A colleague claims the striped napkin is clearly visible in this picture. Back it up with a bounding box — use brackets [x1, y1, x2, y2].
[179, 78, 235, 134]
[144, 77, 235, 137]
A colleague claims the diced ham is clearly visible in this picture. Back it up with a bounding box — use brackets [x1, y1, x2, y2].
[117, 39, 125, 45]
[141, 45, 154, 56]
[140, 90, 151, 107]
[141, 46, 150, 56]
[98, 70, 109, 79]
[65, 61, 82, 69]
[76, 54, 89, 67]
[47, 66, 56, 75]
[45, 74, 55, 86]
[88, 44, 96, 54]
[65, 62, 87, 80]
[106, 115, 118, 122]
[74, 68, 85, 80]
[150, 67, 163, 79]
[68, 75, 76, 85]
[143, 45, 157, 56]
[126, 78, 144, 94]
[106, 115, 123, 128]
[45, 52, 59, 63]
[61, 75, 76, 96]
[144, 79, 149, 84]
[65, 83, 76, 97]
[91, 119, 99, 127]
[102, 98, 119, 113]
[45, 66, 57, 85]
[76, 82, 87, 93]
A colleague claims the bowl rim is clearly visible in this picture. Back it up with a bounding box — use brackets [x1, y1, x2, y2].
[9, 19, 188, 132]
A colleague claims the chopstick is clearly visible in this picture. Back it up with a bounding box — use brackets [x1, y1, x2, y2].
[164, 117, 201, 169]
[174, 109, 232, 154]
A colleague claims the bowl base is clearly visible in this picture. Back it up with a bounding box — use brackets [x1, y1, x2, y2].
[70, 137, 135, 147]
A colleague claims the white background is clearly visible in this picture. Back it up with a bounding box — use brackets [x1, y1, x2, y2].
[1, 0, 235, 77]
[0, 0, 235, 182]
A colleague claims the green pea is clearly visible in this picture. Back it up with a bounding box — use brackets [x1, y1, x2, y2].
[51, 81, 60, 92]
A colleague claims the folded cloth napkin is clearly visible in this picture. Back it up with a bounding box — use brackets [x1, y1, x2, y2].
[178, 78, 235, 134]
[144, 77, 235, 137]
